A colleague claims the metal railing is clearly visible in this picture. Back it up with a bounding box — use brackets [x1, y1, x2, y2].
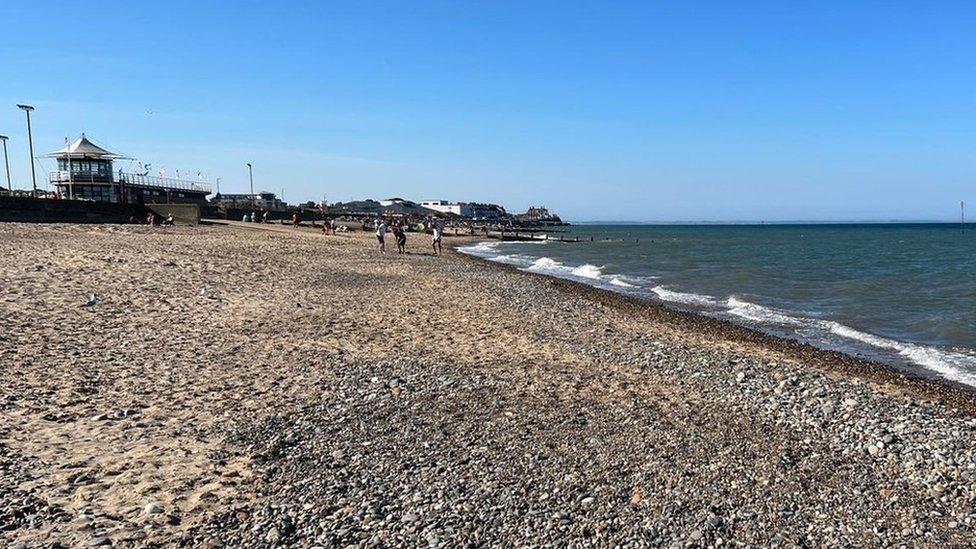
[121, 173, 211, 193]
[48, 171, 211, 194]
[49, 170, 111, 183]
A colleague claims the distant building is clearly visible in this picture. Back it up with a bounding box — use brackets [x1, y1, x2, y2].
[522, 206, 552, 220]
[467, 202, 508, 220]
[515, 205, 566, 226]
[379, 197, 411, 206]
[333, 198, 444, 218]
[214, 192, 286, 211]
[46, 134, 210, 204]
[420, 200, 465, 216]
[420, 200, 507, 220]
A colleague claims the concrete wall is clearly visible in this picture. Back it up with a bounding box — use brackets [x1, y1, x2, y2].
[0, 196, 148, 224]
[147, 203, 201, 225]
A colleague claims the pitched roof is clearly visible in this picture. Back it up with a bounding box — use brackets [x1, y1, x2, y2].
[47, 134, 124, 158]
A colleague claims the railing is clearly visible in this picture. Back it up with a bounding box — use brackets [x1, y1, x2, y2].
[48, 171, 211, 194]
[49, 171, 112, 183]
[121, 173, 211, 193]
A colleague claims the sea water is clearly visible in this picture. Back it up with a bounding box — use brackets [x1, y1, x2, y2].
[459, 224, 976, 387]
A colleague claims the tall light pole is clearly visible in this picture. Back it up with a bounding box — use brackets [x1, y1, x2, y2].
[246, 163, 255, 209]
[215, 176, 221, 196]
[65, 136, 74, 200]
[16, 104, 37, 196]
[0, 135, 11, 192]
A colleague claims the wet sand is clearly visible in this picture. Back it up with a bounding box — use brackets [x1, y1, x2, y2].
[1, 221, 975, 547]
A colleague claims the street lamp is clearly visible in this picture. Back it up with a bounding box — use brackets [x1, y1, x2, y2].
[0, 135, 11, 192]
[246, 162, 255, 209]
[16, 104, 37, 196]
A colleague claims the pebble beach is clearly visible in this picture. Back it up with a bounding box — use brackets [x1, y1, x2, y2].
[2, 221, 976, 547]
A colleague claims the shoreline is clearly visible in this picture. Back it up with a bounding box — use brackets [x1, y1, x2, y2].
[452, 241, 976, 412]
[4, 223, 976, 546]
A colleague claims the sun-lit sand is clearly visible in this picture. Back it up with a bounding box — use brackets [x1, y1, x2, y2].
[2, 222, 975, 547]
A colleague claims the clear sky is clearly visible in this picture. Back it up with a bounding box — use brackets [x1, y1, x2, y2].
[1, 1, 973, 221]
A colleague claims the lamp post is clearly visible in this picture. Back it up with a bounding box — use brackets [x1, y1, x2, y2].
[16, 104, 37, 196]
[0, 135, 10, 192]
[246, 163, 255, 209]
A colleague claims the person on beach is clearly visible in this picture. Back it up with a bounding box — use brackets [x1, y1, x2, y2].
[322, 217, 332, 235]
[292, 211, 300, 227]
[393, 223, 407, 254]
[376, 219, 388, 253]
[431, 218, 444, 256]
[262, 210, 269, 223]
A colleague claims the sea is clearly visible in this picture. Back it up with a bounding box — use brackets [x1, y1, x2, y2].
[459, 223, 976, 388]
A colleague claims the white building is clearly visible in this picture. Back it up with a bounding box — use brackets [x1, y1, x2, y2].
[421, 200, 508, 220]
[420, 199, 467, 216]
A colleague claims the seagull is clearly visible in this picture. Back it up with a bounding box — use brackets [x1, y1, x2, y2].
[82, 293, 99, 307]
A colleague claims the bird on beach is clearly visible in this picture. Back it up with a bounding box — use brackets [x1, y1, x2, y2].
[82, 293, 99, 307]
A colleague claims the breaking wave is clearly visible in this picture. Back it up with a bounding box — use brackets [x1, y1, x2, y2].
[457, 242, 976, 387]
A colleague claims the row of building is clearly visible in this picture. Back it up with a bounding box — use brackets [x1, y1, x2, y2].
[34, 133, 563, 224]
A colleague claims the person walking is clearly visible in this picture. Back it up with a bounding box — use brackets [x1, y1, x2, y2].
[393, 223, 407, 254]
[376, 218, 388, 253]
[431, 218, 444, 256]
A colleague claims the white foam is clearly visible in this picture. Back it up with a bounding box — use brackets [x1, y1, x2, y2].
[457, 241, 502, 256]
[490, 254, 534, 267]
[524, 257, 607, 281]
[820, 321, 976, 386]
[725, 296, 805, 327]
[458, 244, 976, 387]
[651, 285, 718, 306]
[526, 257, 567, 274]
[723, 296, 976, 387]
[609, 276, 637, 288]
[571, 264, 604, 279]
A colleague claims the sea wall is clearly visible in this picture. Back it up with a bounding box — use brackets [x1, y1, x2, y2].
[0, 196, 148, 224]
[147, 203, 201, 225]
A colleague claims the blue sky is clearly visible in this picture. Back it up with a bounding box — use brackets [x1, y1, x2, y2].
[1, 1, 973, 221]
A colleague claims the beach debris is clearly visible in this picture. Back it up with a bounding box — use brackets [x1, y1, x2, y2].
[81, 293, 99, 307]
[630, 486, 643, 505]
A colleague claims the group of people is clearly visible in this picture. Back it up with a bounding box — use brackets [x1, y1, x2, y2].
[242, 210, 270, 223]
[139, 212, 175, 226]
[374, 217, 444, 256]
[321, 217, 340, 235]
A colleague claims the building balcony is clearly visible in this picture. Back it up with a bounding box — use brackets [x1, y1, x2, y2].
[49, 171, 113, 184]
[48, 171, 211, 195]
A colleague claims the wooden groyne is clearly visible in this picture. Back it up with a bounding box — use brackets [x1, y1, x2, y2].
[484, 230, 581, 242]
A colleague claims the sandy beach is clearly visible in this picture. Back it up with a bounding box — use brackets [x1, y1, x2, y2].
[2, 221, 976, 547]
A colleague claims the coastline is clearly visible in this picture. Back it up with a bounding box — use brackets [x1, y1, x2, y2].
[2, 223, 976, 547]
[454, 243, 976, 411]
